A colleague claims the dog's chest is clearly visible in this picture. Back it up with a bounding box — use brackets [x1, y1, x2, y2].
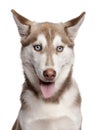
[20, 91, 72, 119]
[19, 87, 81, 130]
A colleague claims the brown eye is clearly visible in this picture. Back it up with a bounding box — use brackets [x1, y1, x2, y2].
[33, 45, 42, 51]
[56, 46, 64, 52]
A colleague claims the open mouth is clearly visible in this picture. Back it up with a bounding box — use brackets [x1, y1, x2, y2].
[40, 80, 55, 98]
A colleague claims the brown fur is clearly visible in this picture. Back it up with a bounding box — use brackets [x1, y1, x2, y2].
[64, 12, 85, 28]
[11, 9, 32, 25]
[12, 120, 21, 130]
[74, 93, 82, 106]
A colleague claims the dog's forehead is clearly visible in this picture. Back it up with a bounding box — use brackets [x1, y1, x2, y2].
[32, 22, 64, 34]
[31, 22, 68, 44]
[21, 22, 72, 46]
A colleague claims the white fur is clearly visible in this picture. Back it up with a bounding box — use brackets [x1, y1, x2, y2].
[19, 80, 81, 130]
[21, 45, 40, 90]
[53, 35, 63, 48]
[37, 34, 47, 48]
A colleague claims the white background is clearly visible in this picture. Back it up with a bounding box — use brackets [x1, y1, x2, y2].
[0, 0, 102, 130]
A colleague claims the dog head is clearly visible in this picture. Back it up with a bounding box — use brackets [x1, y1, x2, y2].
[11, 10, 85, 99]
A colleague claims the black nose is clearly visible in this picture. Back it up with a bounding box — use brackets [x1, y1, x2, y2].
[43, 69, 56, 80]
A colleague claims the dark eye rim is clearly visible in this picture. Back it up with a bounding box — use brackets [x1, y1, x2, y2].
[33, 44, 42, 51]
[56, 46, 64, 52]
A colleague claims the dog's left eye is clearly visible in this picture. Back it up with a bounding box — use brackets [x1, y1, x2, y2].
[56, 46, 64, 52]
[33, 45, 42, 51]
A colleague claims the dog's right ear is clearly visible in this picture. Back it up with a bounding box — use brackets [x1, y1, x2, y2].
[11, 9, 32, 37]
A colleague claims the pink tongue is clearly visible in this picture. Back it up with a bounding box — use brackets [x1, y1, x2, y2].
[40, 83, 55, 98]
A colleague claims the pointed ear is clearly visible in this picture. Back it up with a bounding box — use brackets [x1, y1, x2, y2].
[11, 9, 32, 37]
[64, 12, 85, 41]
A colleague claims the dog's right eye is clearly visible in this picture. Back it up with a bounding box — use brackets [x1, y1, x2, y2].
[33, 45, 42, 51]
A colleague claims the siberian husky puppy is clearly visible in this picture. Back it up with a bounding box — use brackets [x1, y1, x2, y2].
[11, 9, 85, 130]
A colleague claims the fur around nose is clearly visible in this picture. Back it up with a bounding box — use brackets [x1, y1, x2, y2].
[43, 69, 56, 80]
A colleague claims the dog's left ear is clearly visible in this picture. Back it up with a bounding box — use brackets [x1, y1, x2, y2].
[64, 12, 85, 41]
[11, 9, 32, 37]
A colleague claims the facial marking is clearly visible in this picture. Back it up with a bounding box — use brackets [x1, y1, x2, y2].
[48, 28, 52, 41]
[53, 35, 65, 48]
[46, 51, 54, 66]
[37, 34, 47, 48]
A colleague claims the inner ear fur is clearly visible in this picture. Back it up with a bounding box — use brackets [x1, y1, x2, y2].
[64, 12, 85, 41]
[11, 9, 32, 37]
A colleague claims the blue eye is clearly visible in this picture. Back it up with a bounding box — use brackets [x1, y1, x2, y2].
[33, 45, 42, 51]
[56, 46, 64, 52]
